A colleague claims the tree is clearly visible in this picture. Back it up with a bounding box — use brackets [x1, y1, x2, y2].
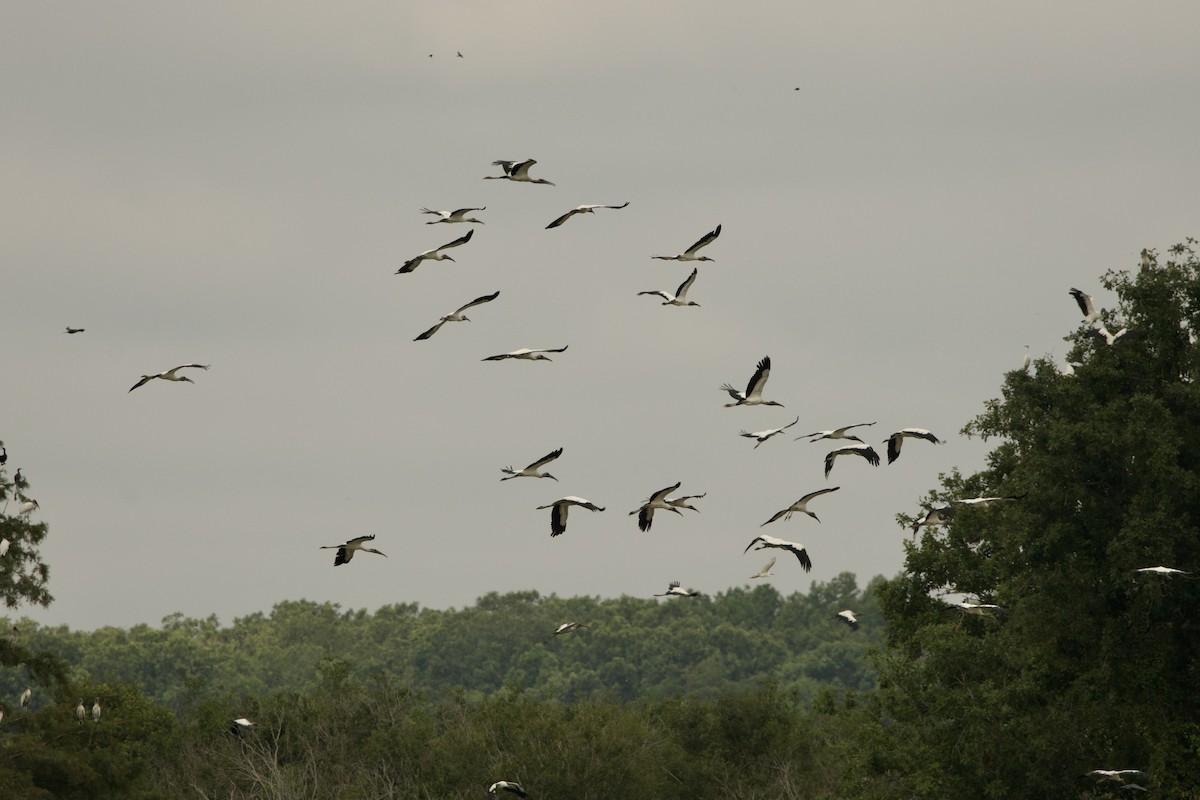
[0, 449, 53, 611]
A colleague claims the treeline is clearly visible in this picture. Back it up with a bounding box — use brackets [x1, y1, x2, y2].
[4, 573, 883, 713]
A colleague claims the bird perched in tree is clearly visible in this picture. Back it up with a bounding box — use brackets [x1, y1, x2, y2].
[19, 686, 31, 709]
[92, 699, 101, 722]
[76, 699, 86, 723]
[319, 535, 387, 566]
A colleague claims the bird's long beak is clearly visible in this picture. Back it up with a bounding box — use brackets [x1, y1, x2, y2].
[444, 256, 456, 262]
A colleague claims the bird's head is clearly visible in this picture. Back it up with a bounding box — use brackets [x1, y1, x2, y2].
[686, 301, 701, 307]
[543, 473, 558, 482]
[443, 255, 456, 263]
[845, 435, 864, 443]
[532, 354, 552, 361]
[764, 400, 785, 407]
[180, 376, 195, 384]
[367, 548, 388, 558]
[698, 256, 715, 262]
[670, 506, 685, 516]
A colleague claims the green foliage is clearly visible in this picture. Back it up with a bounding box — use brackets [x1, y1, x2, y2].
[0, 451, 53, 610]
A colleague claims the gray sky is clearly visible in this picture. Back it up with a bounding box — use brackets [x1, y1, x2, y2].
[3, 2, 1198, 630]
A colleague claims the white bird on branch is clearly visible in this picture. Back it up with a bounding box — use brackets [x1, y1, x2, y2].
[396, 229, 474, 274]
[501, 448, 563, 481]
[419, 206, 486, 224]
[319, 534, 387, 566]
[653, 224, 721, 261]
[536, 497, 604, 537]
[546, 202, 629, 229]
[740, 416, 799, 448]
[743, 534, 812, 572]
[761, 486, 840, 526]
[414, 291, 500, 341]
[638, 267, 701, 307]
[128, 364, 210, 393]
[721, 356, 782, 407]
[485, 159, 555, 185]
[91, 699, 101, 722]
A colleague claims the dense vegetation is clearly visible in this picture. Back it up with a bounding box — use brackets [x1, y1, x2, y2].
[1, 242, 1198, 797]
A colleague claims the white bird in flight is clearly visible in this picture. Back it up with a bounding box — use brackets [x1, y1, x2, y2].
[414, 291, 500, 341]
[536, 496, 604, 537]
[1134, 566, 1189, 576]
[543, 621, 588, 643]
[128, 364, 210, 393]
[748, 556, 776, 579]
[797, 422, 876, 444]
[885, 429, 944, 464]
[824, 443, 881, 478]
[666, 492, 706, 513]
[488, 781, 528, 798]
[740, 416, 800, 448]
[761, 486, 841, 526]
[744, 534, 812, 572]
[420, 206, 486, 224]
[1090, 324, 1132, 346]
[653, 224, 721, 261]
[546, 202, 629, 229]
[319, 534, 387, 566]
[396, 229, 474, 274]
[484, 159, 555, 185]
[501, 448, 563, 481]
[630, 482, 684, 532]
[721, 356, 782, 408]
[1069, 287, 1101, 324]
[482, 346, 569, 362]
[835, 610, 859, 630]
[654, 580, 700, 598]
[638, 267, 701, 307]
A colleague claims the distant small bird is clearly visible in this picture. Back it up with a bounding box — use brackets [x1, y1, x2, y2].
[721, 355, 782, 407]
[761, 486, 840, 526]
[0, 446, 6, 465]
[953, 492, 1026, 508]
[0, 539, 10, 557]
[1089, 324, 1133, 346]
[749, 556, 776, 579]
[482, 346, 568, 362]
[91, 699, 101, 722]
[653, 224, 721, 261]
[18, 499, 39, 516]
[1140, 248, 1153, 272]
[543, 621, 588, 643]
[65, 326, 85, 334]
[76, 699, 86, 723]
[457, 51, 463, 58]
[740, 416, 799, 448]
[1134, 566, 1189, 576]
[744, 534, 812, 572]
[1086, 769, 1147, 784]
[419, 206, 486, 225]
[485, 159, 555, 185]
[1069, 288, 1101, 324]
[501, 448, 563, 481]
[953, 600, 1006, 617]
[824, 443, 880, 478]
[414, 291, 500, 341]
[666, 492, 706, 513]
[396, 229, 475, 274]
[536, 496, 604, 537]
[128, 364, 210, 393]
[835, 610, 859, 630]
[630, 482, 684, 532]
[885, 429, 944, 464]
[638, 267, 701, 307]
[319, 534, 387, 566]
[20, 686, 31, 709]
[1022, 345, 1031, 372]
[797, 422, 876, 444]
[910, 503, 954, 535]
[488, 781, 527, 798]
[230, 717, 255, 736]
[546, 202, 629, 229]
[654, 580, 700, 598]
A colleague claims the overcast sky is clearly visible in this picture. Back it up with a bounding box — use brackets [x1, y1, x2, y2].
[3, 2, 1198, 630]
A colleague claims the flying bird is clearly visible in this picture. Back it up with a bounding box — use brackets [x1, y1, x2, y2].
[1134, 566, 1189, 576]
[230, 717, 255, 736]
[761, 486, 841, 526]
[824, 444, 880, 478]
[128, 364, 210, 393]
[546, 202, 629, 229]
[749, 556, 776, 579]
[65, 326, 85, 334]
[885, 429, 944, 464]
[638, 267, 701, 307]
[910, 503, 954, 535]
[484, 159, 555, 185]
[1085, 769, 1148, 784]
[630, 482, 684, 532]
[654, 580, 700, 598]
[483, 346, 569, 362]
[501, 448, 563, 481]
[721, 356, 782, 407]
[797, 422, 876, 444]
[953, 492, 1026, 508]
[1069, 287, 1101, 323]
[488, 781, 528, 797]
[536, 496, 604, 537]
[396, 229, 474, 274]
[953, 600, 1006, 617]
[319, 534, 387, 566]
[543, 621, 588, 643]
[1089, 324, 1133, 346]
[835, 610, 859, 630]
[740, 417, 800, 448]
[0, 446, 6, 466]
[666, 492, 706, 513]
[744, 534, 812, 572]
[419, 206, 486, 224]
[653, 224, 721, 261]
[414, 291, 500, 341]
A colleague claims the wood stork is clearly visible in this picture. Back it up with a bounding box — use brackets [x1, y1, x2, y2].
[885, 429, 944, 464]
[835, 610, 859, 630]
[488, 781, 528, 797]
[128, 364, 210, 393]
[1069, 288, 1101, 324]
[543, 621, 588, 643]
[18, 499, 38, 516]
[482, 346, 568, 362]
[0, 446, 6, 466]
[546, 202, 629, 229]
[65, 326, 85, 334]
[654, 580, 700, 597]
[396, 229, 474, 274]
[0, 539, 9, 557]
[653, 224, 721, 261]
[536, 496, 604, 537]
[953, 492, 1026, 508]
[824, 444, 880, 478]
[740, 416, 800, 448]
[1089, 324, 1133, 346]
[744, 534, 812, 572]
[319, 534, 387, 566]
[630, 482, 684, 532]
[1134, 566, 1189, 576]
[721, 356, 782, 407]
[749, 556, 776, 579]
[1140, 248, 1153, 272]
[420, 206, 486, 224]
[666, 492, 706, 513]
[485, 159, 555, 185]
[501, 447, 563, 481]
[92, 699, 101, 722]
[19, 686, 31, 709]
[910, 503, 954, 535]
[414, 291, 500, 341]
[953, 600, 1006, 617]
[1086, 769, 1148, 783]
[76, 699, 86, 723]
[638, 267, 701, 307]
[1022, 345, 1031, 372]
[230, 717, 255, 736]
[761, 486, 840, 526]
[797, 422, 876, 444]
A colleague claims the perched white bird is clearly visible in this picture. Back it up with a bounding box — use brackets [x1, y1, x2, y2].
[749, 556, 776, 579]
[230, 717, 255, 736]
[721, 356, 782, 408]
[797, 422, 876, 444]
[319, 534, 387, 566]
[1134, 566, 1189, 576]
[482, 346, 568, 362]
[761, 487, 841, 526]
[1069, 287, 1101, 324]
[396, 229, 475, 274]
[0, 539, 9, 556]
[653, 224, 721, 261]
[537, 496, 604, 537]
[488, 781, 528, 797]
[91, 699, 101, 722]
[485, 158, 555, 185]
[740, 416, 800, 448]
[543, 621, 588, 643]
[65, 326, 85, 334]
[546, 202, 629, 229]
[419, 206, 485, 224]
[638, 267, 701, 307]
[824, 444, 881, 478]
[128, 364, 210, 393]
[414, 291, 500, 341]
[501, 448, 564, 481]
[18, 499, 39, 517]
[630, 482, 684, 532]
[835, 610, 859, 630]
[1022, 345, 1031, 372]
[654, 580, 701, 598]
[20, 686, 31, 708]
[76, 699, 86, 723]
[1140, 248, 1153, 272]
[743, 534, 812, 572]
[885, 429, 944, 464]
